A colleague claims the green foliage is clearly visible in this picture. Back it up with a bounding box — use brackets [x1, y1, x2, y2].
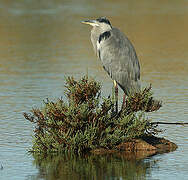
[65, 76, 101, 106]
[124, 85, 162, 114]
[24, 76, 162, 154]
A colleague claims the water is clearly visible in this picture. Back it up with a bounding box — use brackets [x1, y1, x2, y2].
[0, 0, 188, 179]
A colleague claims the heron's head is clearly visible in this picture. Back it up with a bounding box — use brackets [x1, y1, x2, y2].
[82, 17, 112, 32]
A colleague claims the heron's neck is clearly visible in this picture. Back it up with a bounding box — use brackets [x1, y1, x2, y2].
[90, 26, 112, 55]
[100, 26, 112, 35]
[92, 25, 112, 38]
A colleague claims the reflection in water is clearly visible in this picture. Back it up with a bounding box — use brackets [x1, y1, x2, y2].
[31, 153, 157, 180]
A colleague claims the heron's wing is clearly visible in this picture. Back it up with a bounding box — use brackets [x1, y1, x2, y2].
[98, 27, 140, 94]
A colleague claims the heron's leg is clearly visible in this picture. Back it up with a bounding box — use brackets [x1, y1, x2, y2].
[111, 84, 115, 114]
[114, 80, 118, 114]
[121, 93, 126, 110]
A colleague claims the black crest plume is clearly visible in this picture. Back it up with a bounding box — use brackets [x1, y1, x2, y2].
[96, 17, 111, 26]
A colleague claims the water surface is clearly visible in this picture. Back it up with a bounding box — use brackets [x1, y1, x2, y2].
[0, 0, 188, 179]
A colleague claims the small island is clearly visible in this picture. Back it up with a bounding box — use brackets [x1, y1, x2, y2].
[24, 76, 177, 156]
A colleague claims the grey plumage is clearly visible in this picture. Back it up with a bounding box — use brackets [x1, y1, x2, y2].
[82, 17, 140, 95]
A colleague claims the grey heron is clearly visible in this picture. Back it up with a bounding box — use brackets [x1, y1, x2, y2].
[82, 17, 141, 113]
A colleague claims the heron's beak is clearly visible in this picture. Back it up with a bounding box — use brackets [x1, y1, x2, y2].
[81, 20, 99, 26]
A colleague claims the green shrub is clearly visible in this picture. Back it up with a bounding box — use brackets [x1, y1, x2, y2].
[24, 76, 162, 154]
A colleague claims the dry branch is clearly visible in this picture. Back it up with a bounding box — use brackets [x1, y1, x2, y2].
[151, 122, 188, 125]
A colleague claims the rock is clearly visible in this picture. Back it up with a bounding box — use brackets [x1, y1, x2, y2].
[116, 139, 156, 151]
[142, 136, 178, 153]
[91, 136, 177, 159]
